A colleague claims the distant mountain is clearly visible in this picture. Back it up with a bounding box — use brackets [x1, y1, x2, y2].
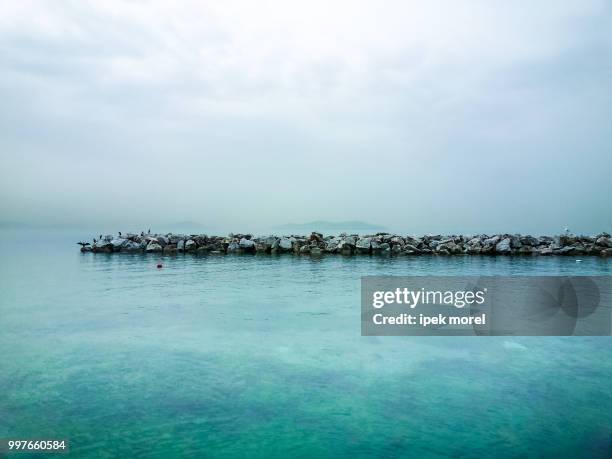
[275, 220, 387, 232]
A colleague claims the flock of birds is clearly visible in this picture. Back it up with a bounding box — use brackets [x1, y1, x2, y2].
[77, 229, 151, 248]
[77, 228, 163, 268]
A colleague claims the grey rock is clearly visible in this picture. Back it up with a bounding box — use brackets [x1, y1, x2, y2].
[111, 238, 128, 250]
[325, 237, 342, 252]
[123, 241, 142, 252]
[495, 238, 512, 254]
[227, 241, 241, 252]
[510, 235, 522, 249]
[239, 238, 256, 249]
[146, 242, 163, 252]
[279, 238, 293, 251]
[484, 235, 500, 246]
[356, 237, 371, 251]
[93, 240, 113, 253]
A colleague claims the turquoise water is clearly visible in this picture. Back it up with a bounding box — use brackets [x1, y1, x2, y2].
[1, 230, 611, 458]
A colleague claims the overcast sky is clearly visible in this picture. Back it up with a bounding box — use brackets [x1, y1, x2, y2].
[1, 0, 611, 234]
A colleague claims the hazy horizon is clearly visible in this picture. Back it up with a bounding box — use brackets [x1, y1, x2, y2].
[1, 1, 611, 234]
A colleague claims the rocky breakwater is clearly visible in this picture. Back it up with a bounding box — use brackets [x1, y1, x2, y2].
[79, 232, 612, 257]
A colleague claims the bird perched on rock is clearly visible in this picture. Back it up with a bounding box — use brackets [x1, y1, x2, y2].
[118, 231, 122, 236]
[93, 238, 97, 243]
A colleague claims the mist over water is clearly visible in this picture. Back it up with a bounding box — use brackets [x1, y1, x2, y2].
[1, 1, 612, 234]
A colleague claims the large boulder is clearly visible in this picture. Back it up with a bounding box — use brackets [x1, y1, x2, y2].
[370, 240, 390, 254]
[92, 240, 113, 253]
[356, 237, 371, 254]
[122, 241, 142, 252]
[325, 237, 342, 253]
[279, 238, 293, 251]
[484, 235, 500, 246]
[344, 236, 357, 247]
[495, 238, 512, 254]
[185, 239, 197, 251]
[510, 235, 522, 249]
[169, 234, 187, 244]
[239, 238, 256, 253]
[403, 244, 420, 255]
[520, 235, 539, 246]
[110, 238, 128, 251]
[227, 241, 241, 252]
[596, 236, 612, 248]
[437, 241, 461, 254]
[146, 242, 163, 253]
[254, 236, 276, 253]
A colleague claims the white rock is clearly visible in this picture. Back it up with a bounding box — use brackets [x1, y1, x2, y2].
[496, 238, 512, 253]
[356, 237, 371, 249]
[239, 238, 255, 248]
[146, 242, 162, 252]
[279, 238, 292, 250]
[110, 238, 128, 250]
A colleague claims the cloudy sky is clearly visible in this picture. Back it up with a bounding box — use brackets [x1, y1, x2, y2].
[1, 0, 611, 233]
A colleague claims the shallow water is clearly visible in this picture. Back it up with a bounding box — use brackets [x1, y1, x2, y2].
[0, 230, 611, 458]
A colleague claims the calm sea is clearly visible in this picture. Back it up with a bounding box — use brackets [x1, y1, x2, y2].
[1, 230, 611, 458]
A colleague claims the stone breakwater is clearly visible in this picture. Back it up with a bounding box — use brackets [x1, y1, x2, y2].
[79, 232, 612, 257]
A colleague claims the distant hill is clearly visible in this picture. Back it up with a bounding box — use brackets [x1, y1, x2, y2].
[275, 220, 387, 232]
